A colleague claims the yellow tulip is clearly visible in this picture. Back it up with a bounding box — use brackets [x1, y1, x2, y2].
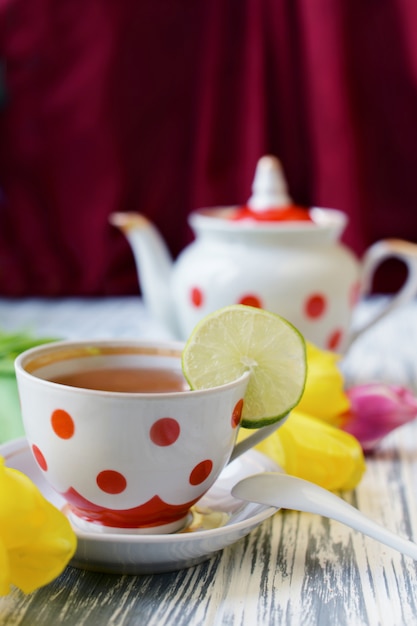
[0, 457, 77, 595]
[239, 341, 366, 491]
[296, 342, 350, 424]
[255, 411, 365, 491]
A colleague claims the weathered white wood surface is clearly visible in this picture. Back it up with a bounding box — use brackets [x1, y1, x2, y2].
[0, 296, 417, 626]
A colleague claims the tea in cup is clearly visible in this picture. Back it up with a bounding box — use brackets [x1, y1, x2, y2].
[15, 339, 256, 534]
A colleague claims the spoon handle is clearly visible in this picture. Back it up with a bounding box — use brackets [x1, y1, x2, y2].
[232, 473, 417, 560]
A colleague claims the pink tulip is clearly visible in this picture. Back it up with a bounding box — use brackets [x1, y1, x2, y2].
[341, 383, 417, 453]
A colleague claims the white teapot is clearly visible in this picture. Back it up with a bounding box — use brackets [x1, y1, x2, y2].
[110, 156, 417, 352]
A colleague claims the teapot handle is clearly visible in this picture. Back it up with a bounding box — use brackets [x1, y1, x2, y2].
[347, 239, 417, 350]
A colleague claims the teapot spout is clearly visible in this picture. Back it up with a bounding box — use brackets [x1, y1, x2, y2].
[109, 213, 179, 338]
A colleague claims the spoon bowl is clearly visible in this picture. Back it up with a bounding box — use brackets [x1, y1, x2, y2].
[231, 472, 417, 560]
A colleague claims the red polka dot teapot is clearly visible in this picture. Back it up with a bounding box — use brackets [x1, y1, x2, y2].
[110, 156, 417, 352]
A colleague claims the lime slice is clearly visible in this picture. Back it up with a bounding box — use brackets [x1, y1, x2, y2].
[181, 305, 307, 428]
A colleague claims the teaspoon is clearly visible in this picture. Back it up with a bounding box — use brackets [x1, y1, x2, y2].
[232, 472, 417, 559]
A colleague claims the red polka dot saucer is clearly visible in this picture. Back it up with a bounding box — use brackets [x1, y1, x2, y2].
[2, 438, 279, 575]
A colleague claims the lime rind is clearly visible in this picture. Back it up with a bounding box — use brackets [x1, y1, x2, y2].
[181, 305, 307, 429]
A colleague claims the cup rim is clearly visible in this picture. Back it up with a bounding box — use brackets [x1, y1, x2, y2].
[14, 338, 250, 398]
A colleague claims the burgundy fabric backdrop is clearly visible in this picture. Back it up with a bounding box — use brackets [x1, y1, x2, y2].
[1, 0, 417, 297]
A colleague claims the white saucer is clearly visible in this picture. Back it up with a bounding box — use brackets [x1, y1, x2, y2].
[2, 438, 280, 575]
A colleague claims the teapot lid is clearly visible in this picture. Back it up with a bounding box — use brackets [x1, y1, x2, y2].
[247, 155, 292, 211]
[191, 155, 346, 233]
[228, 155, 312, 223]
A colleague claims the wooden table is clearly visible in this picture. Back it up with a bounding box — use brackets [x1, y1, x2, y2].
[1, 296, 417, 626]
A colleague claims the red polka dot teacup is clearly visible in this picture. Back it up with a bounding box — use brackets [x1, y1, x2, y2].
[15, 340, 253, 534]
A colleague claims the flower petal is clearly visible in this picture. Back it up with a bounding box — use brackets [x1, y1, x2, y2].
[341, 383, 417, 452]
[296, 343, 350, 423]
[0, 458, 77, 595]
[0, 539, 11, 596]
[255, 410, 366, 491]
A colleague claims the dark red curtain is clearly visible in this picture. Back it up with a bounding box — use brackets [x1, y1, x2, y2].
[1, 0, 417, 296]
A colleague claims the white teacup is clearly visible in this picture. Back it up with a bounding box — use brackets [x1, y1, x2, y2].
[15, 340, 276, 534]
